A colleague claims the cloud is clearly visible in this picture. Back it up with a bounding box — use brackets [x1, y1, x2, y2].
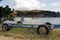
[50, 2, 60, 6]
[13, 0, 46, 10]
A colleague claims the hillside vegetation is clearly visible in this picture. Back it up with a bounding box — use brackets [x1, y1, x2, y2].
[16, 10, 60, 17]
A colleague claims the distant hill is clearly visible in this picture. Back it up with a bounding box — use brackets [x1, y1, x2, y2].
[14, 10, 60, 17]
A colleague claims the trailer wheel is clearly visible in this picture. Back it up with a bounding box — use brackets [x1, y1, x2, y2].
[45, 22, 52, 30]
[45, 22, 51, 25]
[2, 24, 10, 31]
[37, 25, 49, 35]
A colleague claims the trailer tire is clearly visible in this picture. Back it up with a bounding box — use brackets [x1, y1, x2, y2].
[45, 22, 51, 25]
[2, 24, 10, 31]
[45, 22, 52, 30]
[37, 25, 49, 35]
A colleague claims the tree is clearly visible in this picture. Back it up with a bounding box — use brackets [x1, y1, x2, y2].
[3, 5, 11, 17]
[0, 0, 2, 2]
[0, 6, 3, 23]
[0, 5, 13, 23]
[0, 0, 2, 1]
[0, 6, 3, 17]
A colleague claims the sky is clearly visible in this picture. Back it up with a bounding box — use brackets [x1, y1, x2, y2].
[0, 0, 60, 12]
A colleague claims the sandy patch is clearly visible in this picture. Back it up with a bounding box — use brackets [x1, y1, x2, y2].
[0, 36, 30, 40]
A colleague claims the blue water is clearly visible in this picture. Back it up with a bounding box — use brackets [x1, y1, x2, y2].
[54, 25, 60, 29]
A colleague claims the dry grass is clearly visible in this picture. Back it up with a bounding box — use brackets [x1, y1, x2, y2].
[0, 26, 60, 40]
